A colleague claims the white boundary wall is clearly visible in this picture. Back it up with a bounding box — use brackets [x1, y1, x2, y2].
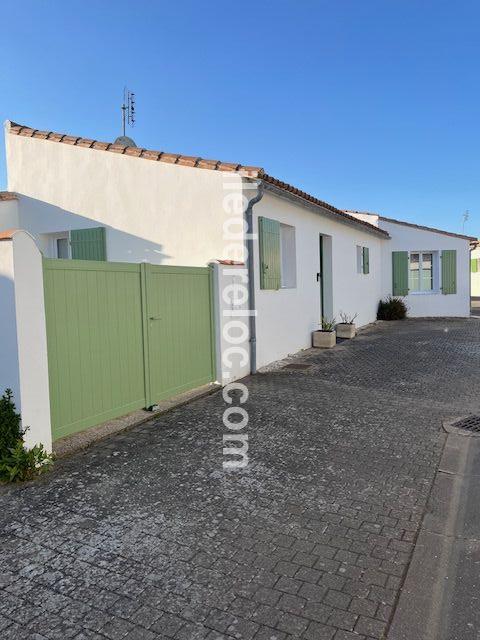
[0, 231, 52, 451]
[0, 235, 20, 406]
[212, 262, 250, 385]
[0, 199, 20, 229]
[471, 246, 480, 297]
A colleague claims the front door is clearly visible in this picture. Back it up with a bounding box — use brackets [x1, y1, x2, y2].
[318, 234, 324, 319]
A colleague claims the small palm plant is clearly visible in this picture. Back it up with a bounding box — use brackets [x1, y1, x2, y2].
[321, 316, 336, 331]
[339, 311, 358, 325]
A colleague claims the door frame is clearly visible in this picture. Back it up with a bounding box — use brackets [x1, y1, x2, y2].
[318, 234, 334, 322]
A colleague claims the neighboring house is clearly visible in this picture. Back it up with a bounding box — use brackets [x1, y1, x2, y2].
[346, 211, 474, 318]
[471, 241, 480, 297]
[0, 120, 474, 449]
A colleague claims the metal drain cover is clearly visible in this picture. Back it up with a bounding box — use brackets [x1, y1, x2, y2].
[283, 363, 312, 370]
[451, 415, 480, 434]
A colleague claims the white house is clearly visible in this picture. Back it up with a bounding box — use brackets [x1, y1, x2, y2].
[1, 120, 391, 373]
[0, 120, 474, 449]
[346, 211, 473, 318]
[471, 241, 480, 298]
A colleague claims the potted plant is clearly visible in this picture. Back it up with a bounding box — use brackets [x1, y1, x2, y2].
[312, 317, 336, 348]
[336, 312, 358, 339]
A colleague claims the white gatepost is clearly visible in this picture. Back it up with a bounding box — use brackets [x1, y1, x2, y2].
[211, 261, 251, 386]
[0, 230, 52, 452]
[0, 231, 20, 405]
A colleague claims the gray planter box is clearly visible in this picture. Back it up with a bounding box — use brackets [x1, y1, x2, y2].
[336, 323, 356, 339]
[312, 330, 336, 348]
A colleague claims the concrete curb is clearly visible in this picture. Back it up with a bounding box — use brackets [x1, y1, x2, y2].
[388, 431, 480, 639]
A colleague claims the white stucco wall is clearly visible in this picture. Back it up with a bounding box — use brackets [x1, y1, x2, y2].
[12, 232, 52, 451]
[252, 191, 385, 368]
[0, 231, 52, 450]
[0, 199, 20, 230]
[212, 262, 251, 384]
[6, 129, 244, 266]
[471, 246, 480, 297]
[0, 238, 20, 406]
[378, 219, 471, 317]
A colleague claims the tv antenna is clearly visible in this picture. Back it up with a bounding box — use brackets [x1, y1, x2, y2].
[462, 209, 470, 232]
[121, 87, 135, 136]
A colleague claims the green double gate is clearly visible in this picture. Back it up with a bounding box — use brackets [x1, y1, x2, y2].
[43, 259, 216, 441]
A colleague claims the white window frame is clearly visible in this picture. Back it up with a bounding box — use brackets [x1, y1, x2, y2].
[408, 250, 440, 295]
[48, 232, 71, 259]
[279, 223, 297, 289]
[356, 245, 363, 274]
[357, 245, 369, 274]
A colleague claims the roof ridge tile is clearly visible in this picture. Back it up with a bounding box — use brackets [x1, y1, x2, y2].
[7, 121, 388, 237]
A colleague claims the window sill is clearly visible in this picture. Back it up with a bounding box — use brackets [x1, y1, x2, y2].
[408, 290, 440, 296]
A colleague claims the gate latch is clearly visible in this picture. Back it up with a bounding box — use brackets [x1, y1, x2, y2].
[149, 315, 162, 321]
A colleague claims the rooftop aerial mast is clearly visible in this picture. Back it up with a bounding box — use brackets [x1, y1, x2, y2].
[115, 88, 137, 147]
[121, 87, 135, 136]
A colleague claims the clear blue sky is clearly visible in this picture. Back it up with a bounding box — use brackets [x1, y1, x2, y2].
[1, 0, 479, 236]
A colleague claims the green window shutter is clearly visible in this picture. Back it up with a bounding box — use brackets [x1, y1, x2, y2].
[471, 258, 478, 273]
[363, 247, 370, 274]
[441, 249, 457, 294]
[392, 251, 408, 296]
[258, 217, 281, 290]
[70, 227, 107, 261]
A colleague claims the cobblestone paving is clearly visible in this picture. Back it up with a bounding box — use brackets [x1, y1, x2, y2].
[1, 319, 480, 640]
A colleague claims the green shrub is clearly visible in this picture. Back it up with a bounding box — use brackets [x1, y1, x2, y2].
[0, 388, 53, 483]
[377, 296, 408, 321]
[0, 441, 53, 483]
[0, 389, 22, 457]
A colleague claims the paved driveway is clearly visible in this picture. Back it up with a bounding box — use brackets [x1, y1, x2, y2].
[471, 297, 480, 317]
[1, 319, 480, 640]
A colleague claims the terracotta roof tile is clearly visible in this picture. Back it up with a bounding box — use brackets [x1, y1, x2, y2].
[344, 210, 476, 242]
[48, 132, 65, 142]
[0, 192, 18, 201]
[108, 143, 127, 154]
[140, 149, 161, 160]
[18, 127, 36, 137]
[91, 140, 110, 151]
[197, 159, 220, 170]
[75, 138, 95, 148]
[217, 162, 241, 172]
[62, 135, 81, 145]
[263, 175, 390, 237]
[33, 130, 51, 140]
[378, 215, 476, 241]
[176, 155, 201, 167]
[123, 147, 143, 157]
[157, 152, 179, 164]
[7, 121, 387, 237]
[0, 228, 18, 240]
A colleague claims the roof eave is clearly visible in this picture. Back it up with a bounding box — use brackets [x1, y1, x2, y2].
[261, 180, 390, 239]
[0, 191, 18, 201]
[378, 216, 476, 242]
